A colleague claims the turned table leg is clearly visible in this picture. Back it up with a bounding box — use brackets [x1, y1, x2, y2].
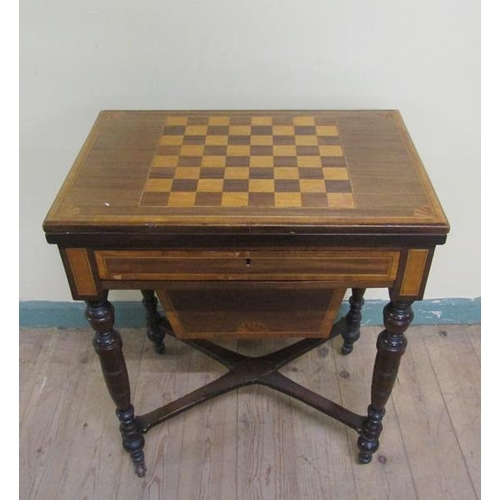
[141, 290, 168, 354]
[85, 297, 146, 477]
[357, 298, 413, 463]
[341, 288, 366, 355]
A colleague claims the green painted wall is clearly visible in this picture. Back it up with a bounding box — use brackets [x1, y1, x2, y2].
[20, 298, 480, 329]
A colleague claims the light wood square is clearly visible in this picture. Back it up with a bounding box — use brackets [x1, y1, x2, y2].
[251, 116, 273, 125]
[208, 116, 231, 125]
[166, 116, 188, 125]
[145, 179, 173, 192]
[316, 125, 339, 136]
[295, 135, 318, 146]
[153, 156, 178, 167]
[221, 192, 249, 206]
[205, 135, 229, 146]
[197, 179, 224, 192]
[160, 135, 183, 146]
[273, 145, 297, 156]
[272, 126, 295, 136]
[174, 167, 201, 179]
[323, 168, 349, 180]
[185, 125, 208, 136]
[297, 156, 322, 168]
[168, 192, 197, 206]
[251, 136, 273, 146]
[275, 167, 299, 179]
[201, 156, 226, 167]
[275, 193, 302, 207]
[250, 156, 274, 167]
[227, 145, 251, 156]
[293, 116, 315, 126]
[225, 167, 250, 179]
[299, 179, 326, 193]
[327, 193, 356, 208]
[229, 126, 251, 136]
[319, 145, 343, 157]
[249, 179, 275, 192]
[180, 145, 204, 157]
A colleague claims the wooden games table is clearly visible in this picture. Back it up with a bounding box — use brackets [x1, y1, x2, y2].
[43, 110, 449, 476]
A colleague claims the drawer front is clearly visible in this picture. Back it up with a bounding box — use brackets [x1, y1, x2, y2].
[94, 249, 400, 283]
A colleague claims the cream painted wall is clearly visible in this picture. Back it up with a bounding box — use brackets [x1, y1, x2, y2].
[20, 0, 480, 301]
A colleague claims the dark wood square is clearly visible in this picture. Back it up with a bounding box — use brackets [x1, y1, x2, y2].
[250, 167, 274, 179]
[274, 156, 298, 167]
[273, 136, 295, 145]
[157, 145, 181, 156]
[248, 192, 275, 206]
[295, 126, 316, 135]
[301, 193, 328, 207]
[297, 146, 320, 156]
[195, 192, 223, 206]
[251, 126, 273, 135]
[318, 136, 341, 145]
[171, 179, 198, 192]
[275, 179, 301, 192]
[229, 116, 252, 125]
[250, 146, 273, 156]
[223, 179, 249, 192]
[140, 192, 170, 206]
[204, 145, 227, 156]
[163, 126, 185, 135]
[200, 167, 225, 179]
[150, 167, 175, 179]
[321, 157, 345, 167]
[177, 157, 203, 167]
[182, 135, 206, 145]
[207, 126, 229, 135]
[325, 180, 352, 193]
[226, 156, 250, 167]
[228, 135, 250, 145]
[187, 116, 209, 125]
[299, 167, 324, 179]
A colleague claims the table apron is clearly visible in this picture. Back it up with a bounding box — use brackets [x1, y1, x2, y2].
[59, 247, 434, 301]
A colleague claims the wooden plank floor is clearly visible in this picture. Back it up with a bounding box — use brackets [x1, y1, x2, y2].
[19, 325, 480, 500]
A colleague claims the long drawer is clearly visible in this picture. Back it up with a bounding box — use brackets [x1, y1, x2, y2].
[94, 249, 400, 283]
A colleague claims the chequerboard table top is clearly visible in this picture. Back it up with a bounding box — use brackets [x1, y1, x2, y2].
[44, 110, 449, 235]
